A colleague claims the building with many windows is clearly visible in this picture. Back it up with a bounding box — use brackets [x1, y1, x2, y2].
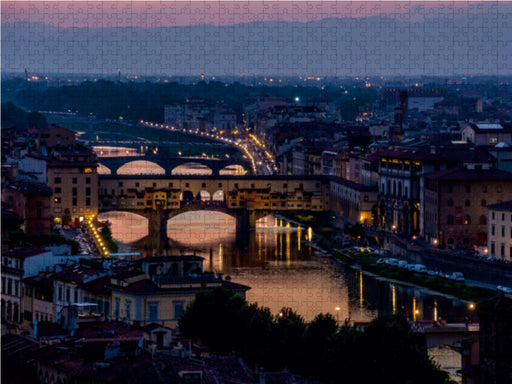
[2, 181, 53, 235]
[330, 176, 378, 226]
[487, 200, 512, 261]
[377, 146, 496, 237]
[421, 169, 512, 249]
[461, 123, 512, 146]
[109, 256, 249, 328]
[46, 145, 98, 227]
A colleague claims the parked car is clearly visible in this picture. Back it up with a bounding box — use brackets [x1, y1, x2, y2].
[407, 264, 428, 273]
[397, 260, 409, 269]
[497, 285, 512, 294]
[449, 272, 465, 282]
[385, 258, 400, 266]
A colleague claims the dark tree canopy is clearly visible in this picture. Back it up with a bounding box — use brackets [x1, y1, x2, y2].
[178, 287, 451, 384]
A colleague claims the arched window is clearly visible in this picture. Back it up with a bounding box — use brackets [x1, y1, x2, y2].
[447, 215, 454, 225]
[464, 215, 471, 225]
[465, 199, 471, 207]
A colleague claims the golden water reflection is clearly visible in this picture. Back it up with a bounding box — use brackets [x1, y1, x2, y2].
[100, 211, 148, 244]
[101, 211, 468, 329]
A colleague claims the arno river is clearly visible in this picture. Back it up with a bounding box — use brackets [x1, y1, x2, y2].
[102, 210, 468, 381]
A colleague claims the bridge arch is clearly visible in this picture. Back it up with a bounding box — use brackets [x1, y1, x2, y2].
[97, 163, 112, 175]
[180, 190, 194, 202]
[219, 164, 247, 176]
[117, 160, 165, 175]
[196, 190, 211, 201]
[171, 162, 213, 176]
[167, 211, 236, 246]
[212, 190, 225, 202]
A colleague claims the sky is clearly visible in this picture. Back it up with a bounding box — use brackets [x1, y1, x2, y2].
[2, 1, 489, 28]
[2, 1, 511, 76]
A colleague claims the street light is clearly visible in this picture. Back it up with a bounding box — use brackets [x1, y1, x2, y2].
[335, 306, 341, 325]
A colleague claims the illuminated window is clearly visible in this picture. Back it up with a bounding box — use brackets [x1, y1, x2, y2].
[84, 168, 93, 174]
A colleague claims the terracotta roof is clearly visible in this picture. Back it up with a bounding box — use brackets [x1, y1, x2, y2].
[422, 167, 512, 181]
[4, 246, 50, 260]
[6, 180, 53, 196]
[53, 264, 107, 283]
[221, 280, 251, 292]
[114, 278, 159, 293]
[75, 322, 143, 340]
[487, 200, 512, 212]
[23, 274, 54, 288]
[80, 275, 111, 295]
[329, 176, 378, 192]
[141, 323, 172, 332]
[141, 255, 205, 263]
[469, 122, 512, 134]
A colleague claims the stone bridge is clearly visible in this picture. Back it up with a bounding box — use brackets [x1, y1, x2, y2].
[416, 323, 480, 349]
[98, 155, 251, 176]
[98, 174, 331, 247]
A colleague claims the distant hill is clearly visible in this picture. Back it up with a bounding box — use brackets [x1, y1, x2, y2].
[2, 10, 512, 76]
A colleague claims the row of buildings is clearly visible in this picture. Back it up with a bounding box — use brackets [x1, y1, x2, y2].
[2, 124, 99, 231]
[2, 245, 248, 330]
[3, 120, 512, 257]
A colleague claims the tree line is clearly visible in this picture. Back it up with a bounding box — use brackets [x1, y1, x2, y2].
[179, 287, 452, 384]
[3, 78, 378, 125]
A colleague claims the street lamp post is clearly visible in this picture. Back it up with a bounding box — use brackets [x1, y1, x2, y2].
[335, 306, 340, 326]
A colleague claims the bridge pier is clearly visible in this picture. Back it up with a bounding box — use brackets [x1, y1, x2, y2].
[147, 209, 170, 254]
[235, 210, 258, 248]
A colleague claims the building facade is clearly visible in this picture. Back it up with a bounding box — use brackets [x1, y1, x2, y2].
[421, 169, 512, 249]
[109, 256, 249, 328]
[487, 200, 512, 261]
[2, 181, 53, 235]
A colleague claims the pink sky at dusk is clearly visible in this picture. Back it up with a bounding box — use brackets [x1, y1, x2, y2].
[2, 1, 483, 28]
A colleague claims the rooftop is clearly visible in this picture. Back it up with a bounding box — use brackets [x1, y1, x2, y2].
[6, 180, 53, 196]
[53, 264, 107, 284]
[476, 123, 503, 130]
[422, 167, 512, 181]
[4, 246, 51, 260]
[141, 255, 205, 263]
[487, 200, 512, 212]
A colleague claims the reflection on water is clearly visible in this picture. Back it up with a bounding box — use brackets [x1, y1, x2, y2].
[429, 346, 462, 383]
[101, 211, 469, 326]
[101, 211, 148, 245]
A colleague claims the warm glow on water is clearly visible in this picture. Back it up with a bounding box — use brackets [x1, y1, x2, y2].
[168, 211, 236, 246]
[100, 211, 148, 243]
[101, 211, 469, 329]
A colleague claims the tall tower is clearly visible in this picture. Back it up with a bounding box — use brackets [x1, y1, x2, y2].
[399, 90, 408, 125]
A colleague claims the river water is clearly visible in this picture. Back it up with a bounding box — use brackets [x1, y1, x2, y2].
[101, 210, 466, 381]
